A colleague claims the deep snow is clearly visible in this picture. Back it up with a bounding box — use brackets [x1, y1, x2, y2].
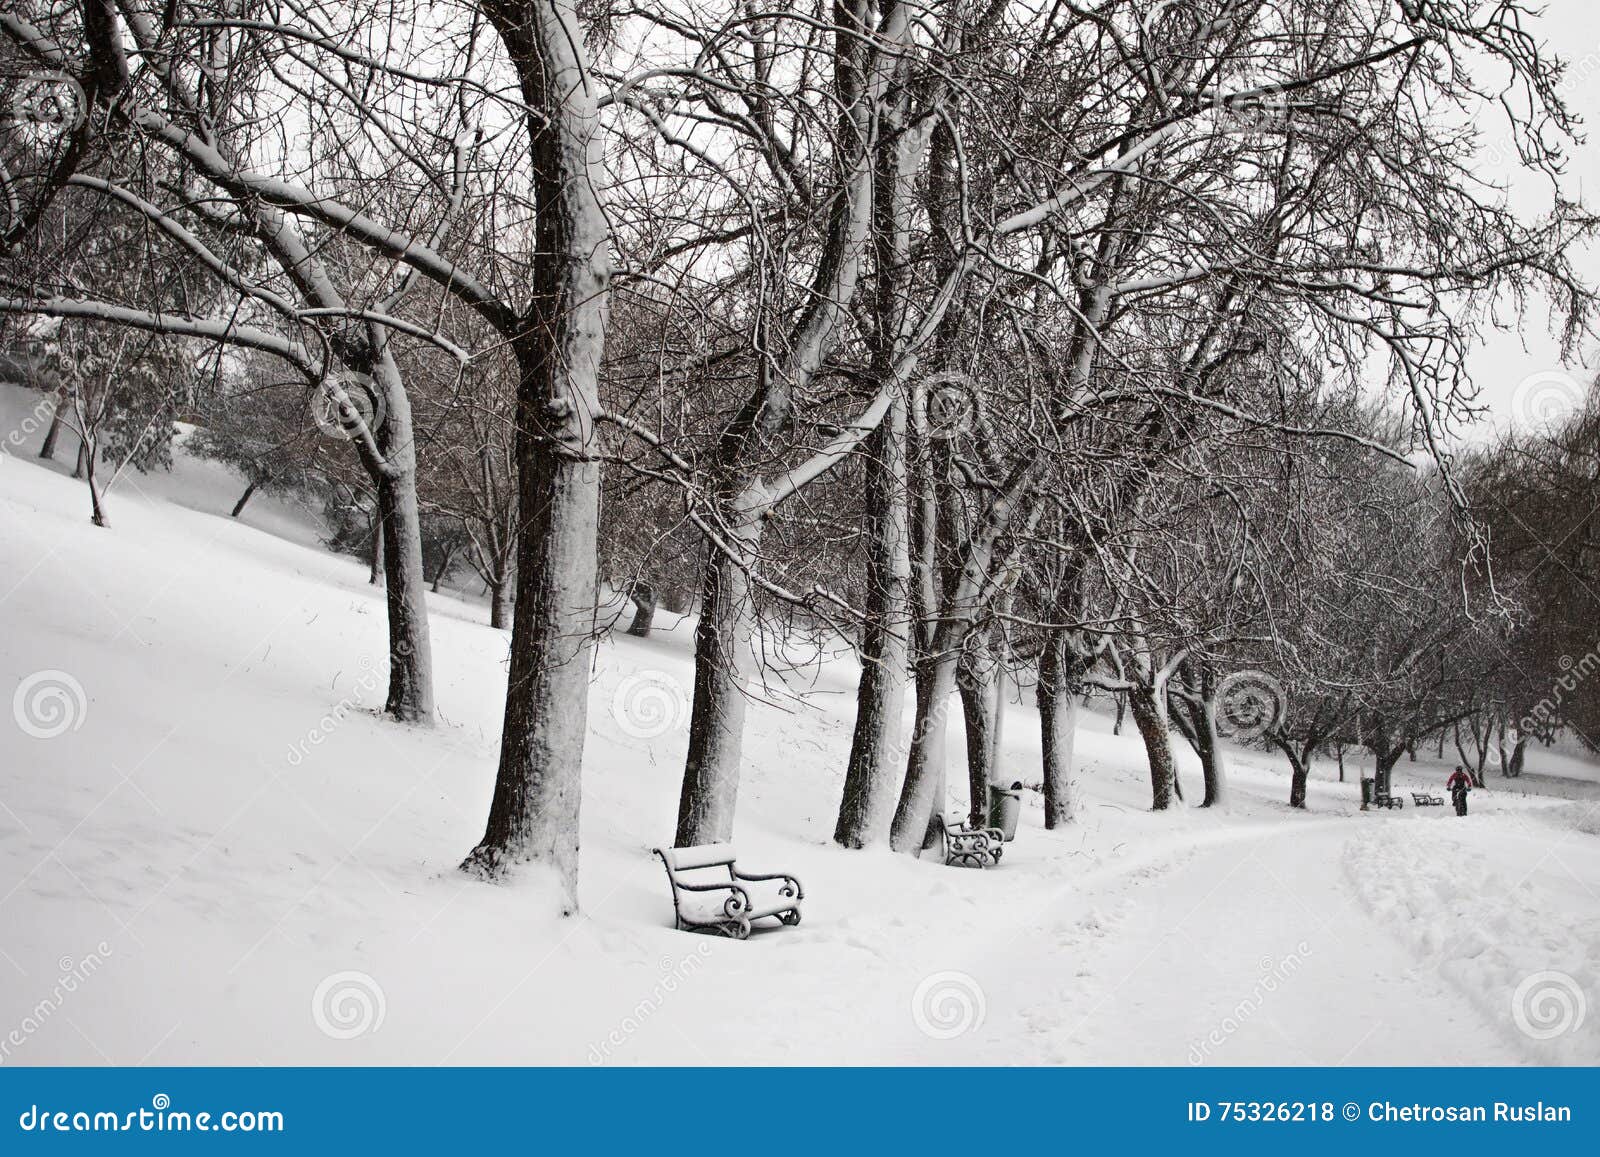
[1, 384, 1596, 1066]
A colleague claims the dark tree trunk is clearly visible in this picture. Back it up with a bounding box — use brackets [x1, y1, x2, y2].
[83, 439, 107, 528]
[430, 543, 457, 593]
[462, 0, 610, 913]
[488, 575, 511, 630]
[1507, 735, 1527, 777]
[626, 582, 657, 637]
[1038, 645, 1081, 829]
[675, 521, 757, 847]
[1272, 736, 1312, 809]
[72, 438, 87, 479]
[1193, 662, 1226, 807]
[889, 651, 959, 851]
[1129, 683, 1175, 811]
[38, 403, 64, 461]
[368, 518, 384, 585]
[374, 463, 434, 723]
[1375, 747, 1403, 799]
[1289, 756, 1310, 808]
[958, 641, 997, 829]
[231, 478, 260, 518]
[835, 402, 912, 849]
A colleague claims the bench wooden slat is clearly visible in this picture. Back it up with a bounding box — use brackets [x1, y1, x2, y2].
[658, 842, 737, 871]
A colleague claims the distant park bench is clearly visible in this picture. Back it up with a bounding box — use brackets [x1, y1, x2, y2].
[940, 817, 1006, 868]
[653, 844, 802, 939]
[1411, 792, 1444, 807]
[1371, 787, 1404, 810]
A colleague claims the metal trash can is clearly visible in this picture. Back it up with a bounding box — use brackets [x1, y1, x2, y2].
[1360, 778, 1375, 808]
[987, 781, 1023, 841]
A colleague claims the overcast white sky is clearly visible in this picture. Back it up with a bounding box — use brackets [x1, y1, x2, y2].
[1464, 1, 1600, 443]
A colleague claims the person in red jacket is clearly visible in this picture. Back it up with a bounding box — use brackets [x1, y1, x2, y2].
[1446, 766, 1472, 816]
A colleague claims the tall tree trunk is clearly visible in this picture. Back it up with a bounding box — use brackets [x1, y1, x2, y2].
[82, 438, 107, 528]
[675, 520, 758, 846]
[1288, 754, 1310, 808]
[72, 438, 87, 479]
[38, 401, 63, 461]
[1038, 628, 1083, 828]
[489, 574, 511, 630]
[1272, 737, 1311, 809]
[462, 0, 610, 914]
[1375, 746, 1403, 799]
[372, 402, 435, 723]
[1129, 683, 1176, 811]
[368, 518, 384, 585]
[835, 402, 912, 848]
[230, 478, 260, 518]
[958, 635, 997, 829]
[626, 581, 657, 637]
[1507, 734, 1528, 777]
[1195, 663, 1226, 808]
[430, 544, 455, 593]
[888, 651, 958, 850]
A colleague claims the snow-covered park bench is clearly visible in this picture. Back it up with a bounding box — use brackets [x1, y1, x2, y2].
[1371, 785, 1404, 810]
[653, 844, 803, 939]
[1411, 791, 1444, 806]
[941, 818, 1005, 868]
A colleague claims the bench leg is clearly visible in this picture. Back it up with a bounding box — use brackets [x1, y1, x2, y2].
[779, 909, 801, 927]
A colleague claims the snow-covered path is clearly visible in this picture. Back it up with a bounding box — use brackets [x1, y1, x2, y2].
[974, 819, 1522, 1065]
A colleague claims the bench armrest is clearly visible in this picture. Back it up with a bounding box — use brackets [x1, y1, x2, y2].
[731, 868, 804, 901]
[674, 879, 757, 918]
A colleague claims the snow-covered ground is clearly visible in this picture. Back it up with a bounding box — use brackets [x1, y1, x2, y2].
[1, 383, 1596, 1066]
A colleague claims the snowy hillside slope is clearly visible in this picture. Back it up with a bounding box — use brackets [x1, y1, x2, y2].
[1, 390, 1596, 1066]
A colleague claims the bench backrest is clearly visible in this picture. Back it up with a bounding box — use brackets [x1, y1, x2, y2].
[656, 843, 736, 873]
